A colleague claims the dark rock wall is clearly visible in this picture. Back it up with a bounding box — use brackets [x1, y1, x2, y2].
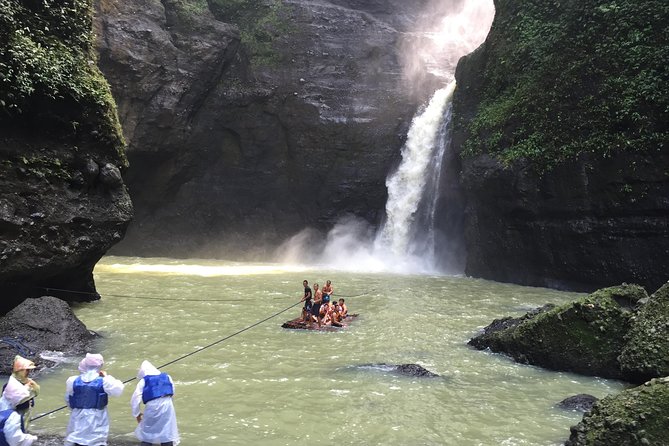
[95, 0, 433, 258]
[0, 0, 132, 312]
[451, 0, 669, 292]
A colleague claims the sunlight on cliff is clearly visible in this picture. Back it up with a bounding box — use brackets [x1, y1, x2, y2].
[400, 0, 495, 90]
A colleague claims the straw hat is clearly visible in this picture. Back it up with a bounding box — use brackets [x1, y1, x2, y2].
[12, 355, 36, 372]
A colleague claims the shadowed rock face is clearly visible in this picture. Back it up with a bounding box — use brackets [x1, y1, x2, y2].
[0, 0, 132, 312]
[450, 0, 669, 292]
[94, 0, 435, 258]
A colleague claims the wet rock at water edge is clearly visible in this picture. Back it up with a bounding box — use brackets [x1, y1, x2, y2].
[556, 394, 598, 412]
[564, 378, 669, 446]
[467, 284, 648, 379]
[0, 296, 99, 374]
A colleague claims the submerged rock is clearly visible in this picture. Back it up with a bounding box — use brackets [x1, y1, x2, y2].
[468, 284, 648, 379]
[0, 296, 98, 374]
[556, 394, 598, 412]
[565, 378, 669, 446]
[357, 363, 440, 378]
[619, 282, 669, 383]
[395, 364, 440, 378]
[33, 433, 136, 446]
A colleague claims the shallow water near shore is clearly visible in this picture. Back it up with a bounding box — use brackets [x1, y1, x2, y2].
[29, 256, 625, 445]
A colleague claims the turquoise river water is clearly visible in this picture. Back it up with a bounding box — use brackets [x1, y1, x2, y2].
[29, 256, 626, 445]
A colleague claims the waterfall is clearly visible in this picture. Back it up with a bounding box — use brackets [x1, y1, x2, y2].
[375, 82, 455, 265]
[275, 0, 494, 274]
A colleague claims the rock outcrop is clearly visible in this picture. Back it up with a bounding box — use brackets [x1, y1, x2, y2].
[556, 394, 598, 413]
[565, 378, 669, 446]
[618, 282, 669, 383]
[0, 296, 98, 374]
[450, 0, 669, 292]
[468, 284, 648, 380]
[94, 0, 431, 258]
[0, 0, 132, 312]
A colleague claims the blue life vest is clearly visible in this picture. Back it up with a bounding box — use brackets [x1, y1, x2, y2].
[69, 377, 108, 410]
[142, 373, 174, 404]
[0, 409, 23, 446]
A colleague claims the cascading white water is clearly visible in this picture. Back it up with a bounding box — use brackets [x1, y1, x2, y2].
[375, 82, 456, 261]
[275, 0, 495, 274]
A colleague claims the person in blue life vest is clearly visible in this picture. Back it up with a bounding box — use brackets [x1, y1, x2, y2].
[64, 353, 124, 446]
[0, 376, 37, 446]
[130, 360, 179, 446]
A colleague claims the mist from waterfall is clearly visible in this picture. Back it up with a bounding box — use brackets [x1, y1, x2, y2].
[275, 0, 494, 274]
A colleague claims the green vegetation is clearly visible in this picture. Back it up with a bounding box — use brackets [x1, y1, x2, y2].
[18, 153, 71, 181]
[209, 0, 292, 67]
[619, 283, 669, 381]
[567, 378, 669, 445]
[170, 0, 209, 18]
[461, 0, 668, 169]
[0, 0, 126, 164]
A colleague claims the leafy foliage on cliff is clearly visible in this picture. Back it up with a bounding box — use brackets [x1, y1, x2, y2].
[208, 0, 291, 67]
[461, 0, 668, 168]
[0, 0, 125, 163]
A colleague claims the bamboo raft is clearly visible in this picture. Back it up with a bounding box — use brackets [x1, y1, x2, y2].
[282, 314, 358, 330]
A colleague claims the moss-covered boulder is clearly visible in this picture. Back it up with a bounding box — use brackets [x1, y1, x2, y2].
[565, 377, 669, 446]
[619, 282, 669, 383]
[469, 284, 648, 379]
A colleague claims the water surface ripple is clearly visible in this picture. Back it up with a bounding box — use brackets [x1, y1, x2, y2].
[31, 257, 624, 445]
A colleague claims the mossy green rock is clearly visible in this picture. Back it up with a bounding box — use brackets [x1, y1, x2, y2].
[619, 282, 669, 382]
[469, 284, 648, 379]
[565, 378, 669, 446]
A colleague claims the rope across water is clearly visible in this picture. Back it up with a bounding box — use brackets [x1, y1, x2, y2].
[30, 299, 303, 422]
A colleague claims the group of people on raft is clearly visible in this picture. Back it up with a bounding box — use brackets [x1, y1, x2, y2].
[299, 280, 349, 328]
[0, 353, 179, 446]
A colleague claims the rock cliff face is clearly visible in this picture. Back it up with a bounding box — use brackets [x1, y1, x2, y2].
[451, 0, 669, 292]
[95, 0, 435, 258]
[0, 0, 132, 313]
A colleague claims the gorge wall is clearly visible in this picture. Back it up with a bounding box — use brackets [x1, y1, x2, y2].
[94, 0, 442, 259]
[451, 0, 669, 291]
[0, 0, 132, 312]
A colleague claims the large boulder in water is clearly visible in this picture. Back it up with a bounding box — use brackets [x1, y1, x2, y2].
[565, 378, 669, 446]
[0, 296, 98, 374]
[468, 284, 648, 379]
[619, 282, 669, 383]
